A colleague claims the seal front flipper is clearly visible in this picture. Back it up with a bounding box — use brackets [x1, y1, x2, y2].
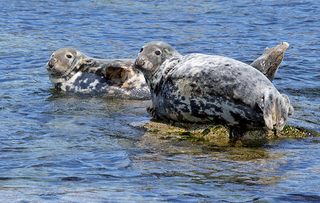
[250, 42, 289, 82]
[258, 89, 293, 131]
[229, 128, 246, 140]
[147, 106, 160, 120]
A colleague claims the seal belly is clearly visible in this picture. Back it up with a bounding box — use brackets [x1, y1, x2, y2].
[64, 72, 110, 92]
[153, 93, 265, 129]
[63, 72, 150, 99]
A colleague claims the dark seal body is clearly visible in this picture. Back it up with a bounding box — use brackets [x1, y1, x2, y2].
[46, 48, 150, 99]
[134, 41, 293, 137]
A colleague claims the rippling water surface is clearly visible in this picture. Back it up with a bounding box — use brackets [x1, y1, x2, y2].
[0, 0, 319, 202]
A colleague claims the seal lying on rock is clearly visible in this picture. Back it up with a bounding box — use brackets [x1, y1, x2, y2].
[134, 41, 294, 138]
[46, 48, 150, 99]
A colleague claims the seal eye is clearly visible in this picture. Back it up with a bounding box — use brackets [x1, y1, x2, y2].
[155, 51, 161, 55]
[66, 54, 72, 59]
[140, 48, 143, 53]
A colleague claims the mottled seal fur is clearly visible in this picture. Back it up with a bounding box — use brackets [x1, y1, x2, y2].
[134, 41, 294, 138]
[46, 48, 150, 99]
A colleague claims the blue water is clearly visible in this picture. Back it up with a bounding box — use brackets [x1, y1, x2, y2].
[0, 0, 319, 202]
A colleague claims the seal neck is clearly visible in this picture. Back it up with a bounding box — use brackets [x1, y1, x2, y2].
[60, 52, 87, 80]
[146, 56, 181, 94]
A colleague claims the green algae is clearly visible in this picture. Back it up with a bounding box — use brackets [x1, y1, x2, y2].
[131, 120, 319, 161]
[134, 120, 319, 142]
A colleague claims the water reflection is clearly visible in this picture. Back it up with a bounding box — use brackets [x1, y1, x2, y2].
[134, 126, 288, 189]
[1, 0, 320, 201]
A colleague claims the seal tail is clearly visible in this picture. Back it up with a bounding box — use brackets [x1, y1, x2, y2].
[257, 89, 293, 131]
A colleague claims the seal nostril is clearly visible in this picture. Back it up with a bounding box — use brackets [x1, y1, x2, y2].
[139, 60, 145, 67]
[135, 58, 145, 67]
[48, 58, 56, 68]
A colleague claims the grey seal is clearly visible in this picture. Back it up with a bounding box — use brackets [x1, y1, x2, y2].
[46, 48, 150, 99]
[134, 41, 294, 138]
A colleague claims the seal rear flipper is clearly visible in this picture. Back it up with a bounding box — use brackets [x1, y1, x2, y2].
[250, 42, 289, 82]
[260, 89, 289, 131]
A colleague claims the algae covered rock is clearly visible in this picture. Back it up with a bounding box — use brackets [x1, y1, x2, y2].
[131, 120, 319, 142]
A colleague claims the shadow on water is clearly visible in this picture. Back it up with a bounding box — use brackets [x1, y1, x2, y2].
[43, 89, 152, 140]
[133, 132, 288, 195]
[137, 131, 272, 160]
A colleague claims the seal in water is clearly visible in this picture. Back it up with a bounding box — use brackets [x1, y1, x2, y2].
[134, 41, 294, 138]
[46, 48, 150, 99]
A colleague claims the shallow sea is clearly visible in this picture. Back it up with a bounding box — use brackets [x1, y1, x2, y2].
[0, 0, 319, 202]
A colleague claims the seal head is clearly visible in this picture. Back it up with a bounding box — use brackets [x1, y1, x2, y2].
[134, 41, 182, 80]
[46, 48, 83, 83]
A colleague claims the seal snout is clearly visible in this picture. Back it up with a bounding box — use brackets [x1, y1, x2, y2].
[47, 57, 57, 70]
[134, 57, 145, 68]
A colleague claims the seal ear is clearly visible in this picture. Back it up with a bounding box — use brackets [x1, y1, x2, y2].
[259, 89, 288, 131]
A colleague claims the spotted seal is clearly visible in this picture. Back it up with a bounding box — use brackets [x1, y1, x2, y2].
[46, 48, 150, 99]
[134, 41, 294, 138]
